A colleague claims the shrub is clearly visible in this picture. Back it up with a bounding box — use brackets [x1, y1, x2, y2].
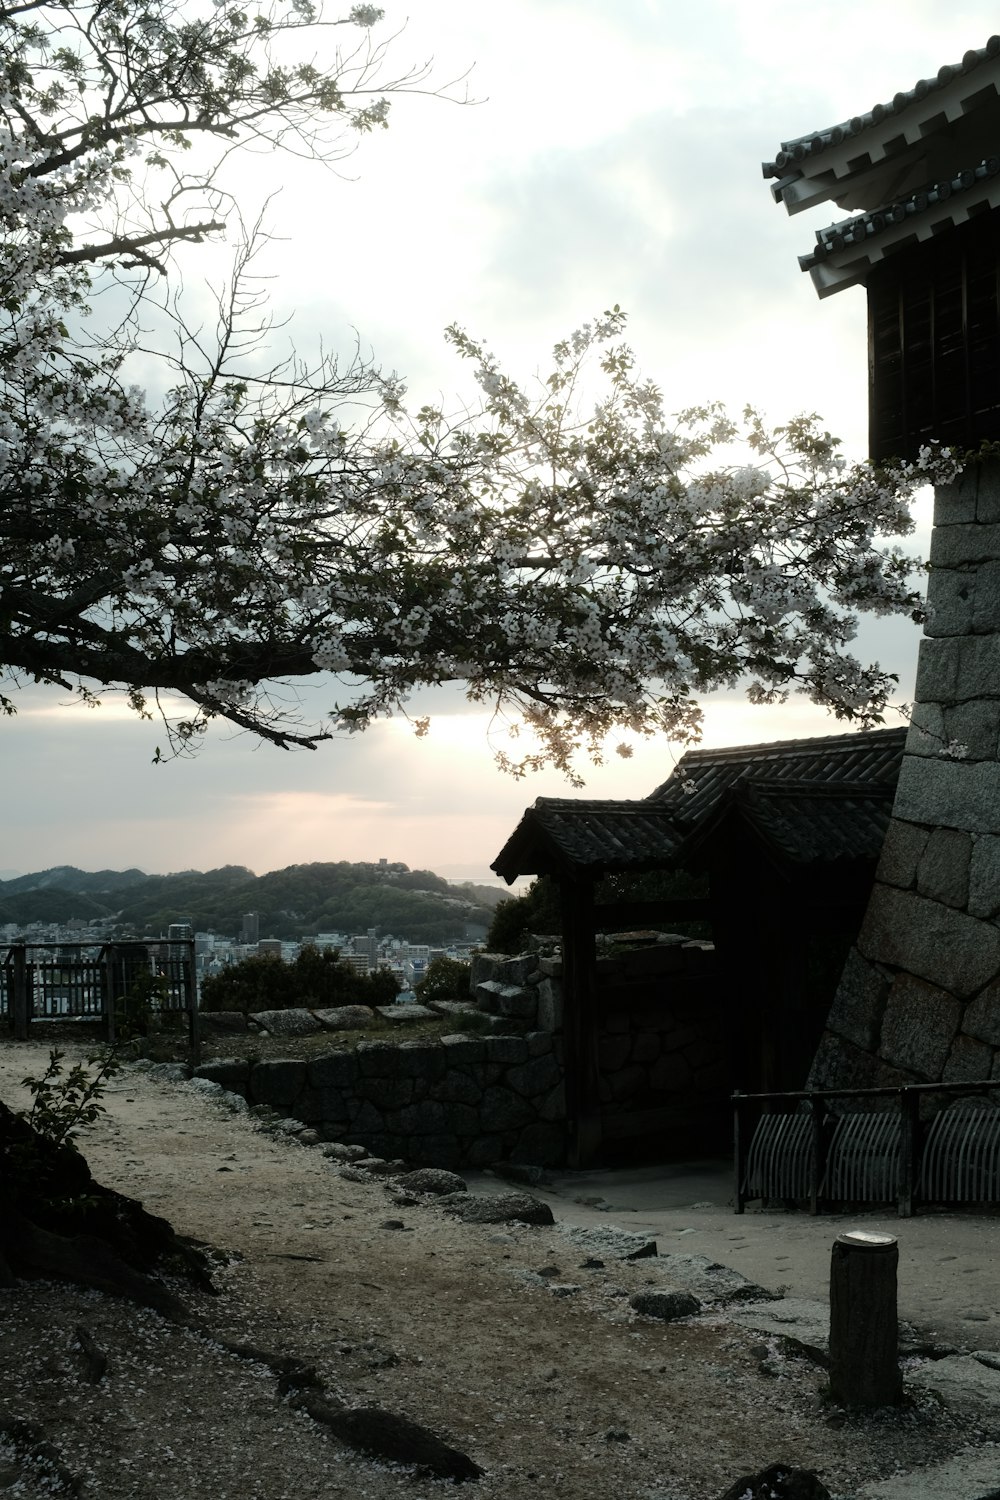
[415, 955, 472, 1003]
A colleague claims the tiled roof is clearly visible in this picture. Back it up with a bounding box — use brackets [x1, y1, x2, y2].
[491, 799, 684, 884]
[679, 778, 896, 871]
[491, 727, 906, 882]
[763, 38, 1000, 297]
[649, 725, 905, 818]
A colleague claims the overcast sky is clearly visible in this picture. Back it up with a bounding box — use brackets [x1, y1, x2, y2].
[5, 1, 998, 884]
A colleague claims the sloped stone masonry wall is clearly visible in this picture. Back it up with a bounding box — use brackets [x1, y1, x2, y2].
[196, 1031, 567, 1168]
[812, 462, 1000, 1093]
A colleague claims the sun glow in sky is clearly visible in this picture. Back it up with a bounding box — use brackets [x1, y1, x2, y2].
[4, 0, 998, 883]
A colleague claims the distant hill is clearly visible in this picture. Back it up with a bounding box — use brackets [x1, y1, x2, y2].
[0, 862, 506, 943]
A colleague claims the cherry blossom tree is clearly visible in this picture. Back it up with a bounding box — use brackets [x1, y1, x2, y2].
[0, 0, 959, 778]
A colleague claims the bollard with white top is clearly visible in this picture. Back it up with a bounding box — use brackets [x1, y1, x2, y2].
[828, 1229, 902, 1408]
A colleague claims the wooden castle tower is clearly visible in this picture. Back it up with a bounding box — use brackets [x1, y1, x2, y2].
[765, 40, 1000, 1088]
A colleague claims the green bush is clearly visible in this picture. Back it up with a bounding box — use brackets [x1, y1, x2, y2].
[414, 955, 472, 1003]
[485, 877, 561, 954]
[200, 945, 398, 1013]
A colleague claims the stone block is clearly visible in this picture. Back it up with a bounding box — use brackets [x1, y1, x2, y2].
[496, 955, 538, 986]
[974, 463, 1000, 522]
[807, 1031, 907, 1091]
[307, 1051, 357, 1088]
[194, 1060, 249, 1093]
[527, 1031, 553, 1057]
[440, 1034, 487, 1063]
[630, 1029, 662, 1064]
[893, 762, 1000, 846]
[354, 1041, 406, 1077]
[955, 634, 1000, 698]
[252, 1007, 321, 1036]
[464, 1135, 506, 1167]
[969, 836, 1000, 919]
[620, 947, 686, 978]
[298, 1086, 349, 1123]
[650, 1053, 694, 1091]
[943, 699, 1000, 761]
[609, 1064, 647, 1101]
[505, 1053, 562, 1100]
[904, 702, 946, 758]
[961, 979, 1000, 1046]
[972, 559, 1000, 633]
[313, 1005, 375, 1031]
[436, 1069, 483, 1105]
[943, 1033, 993, 1082]
[536, 978, 563, 1032]
[538, 956, 563, 978]
[438, 1103, 481, 1138]
[823, 947, 890, 1052]
[469, 951, 504, 988]
[479, 1086, 535, 1131]
[396, 1098, 449, 1135]
[892, 758, 1000, 839]
[913, 637, 961, 701]
[483, 1036, 528, 1065]
[475, 979, 524, 1014]
[395, 1042, 448, 1082]
[361, 1075, 414, 1111]
[934, 472, 978, 525]
[249, 1059, 307, 1110]
[346, 1100, 385, 1133]
[377, 1003, 436, 1024]
[929, 521, 1000, 568]
[876, 819, 929, 889]
[538, 1081, 567, 1121]
[924, 566, 975, 636]
[598, 1034, 630, 1071]
[916, 827, 972, 909]
[879, 973, 961, 1077]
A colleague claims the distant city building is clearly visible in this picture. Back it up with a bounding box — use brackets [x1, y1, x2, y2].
[167, 923, 193, 942]
[257, 938, 282, 957]
[241, 912, 259, 944]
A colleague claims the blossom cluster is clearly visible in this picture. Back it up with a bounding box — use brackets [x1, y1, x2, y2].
[0, 1, 966, 772]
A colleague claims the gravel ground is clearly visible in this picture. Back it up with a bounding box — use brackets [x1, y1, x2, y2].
[1, 1042, 996, 1500]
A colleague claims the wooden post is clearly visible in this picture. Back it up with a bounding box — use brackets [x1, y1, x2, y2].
[561, 875, 602, 1167]
[897, 1088, 918, 1219]
[11, 945, 29, 1041]
[829, 1230, 902, 1407]
[732, 1093, 745, 1213]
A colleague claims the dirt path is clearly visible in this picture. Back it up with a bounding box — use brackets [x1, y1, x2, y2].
[0, 1043, 993, 1499]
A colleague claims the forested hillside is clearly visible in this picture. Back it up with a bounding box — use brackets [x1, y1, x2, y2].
[0, 864, 503, 943]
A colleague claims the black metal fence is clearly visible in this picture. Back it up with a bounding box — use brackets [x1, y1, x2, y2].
[0, 940, 197, 1045]
[733, 1080, 1000, 1218]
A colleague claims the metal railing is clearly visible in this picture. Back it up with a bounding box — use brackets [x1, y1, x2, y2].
[1, 940, 197, 1046]
[733, 1080, 1000, 1218]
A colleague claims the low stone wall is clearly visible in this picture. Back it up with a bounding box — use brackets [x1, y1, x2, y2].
[195, 1031, 566, 1168]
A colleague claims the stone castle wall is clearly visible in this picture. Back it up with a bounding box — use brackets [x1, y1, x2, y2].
[196, 1031, 567, 1168]
[812, 463, 1000, 1091]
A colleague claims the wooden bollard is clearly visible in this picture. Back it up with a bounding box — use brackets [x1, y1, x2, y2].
[829, 1230, 902, 1408]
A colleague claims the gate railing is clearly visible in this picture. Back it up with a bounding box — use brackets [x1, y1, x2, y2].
[733, 1080, 1000, 1218]
[1, 940, 198, 1051]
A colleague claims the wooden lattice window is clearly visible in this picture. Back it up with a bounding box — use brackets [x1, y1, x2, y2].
[868, 208, 1000, 463]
